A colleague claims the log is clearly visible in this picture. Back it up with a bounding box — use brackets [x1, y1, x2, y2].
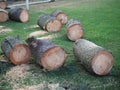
[73, 39, 114, 75]
[1, 36, 31, 65]
[66, 19, 84, 41]
[0, 1, 7, 9]
[26, 37, 67, 70]
[37, 14, 62, 32]
[8, 7, 29, 22]
[51, 10, 68, 24]
[0, 8, 9, 22]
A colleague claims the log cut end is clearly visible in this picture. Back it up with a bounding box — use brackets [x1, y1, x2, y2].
[67, 24, 83, 41]
[0, 9, 8, 22]
[19, 9, 29, 22]
[56, 13, 68, 24]
[92, 50, 114, 75]
[41, 46, 67, 70]
[46, 19, 62, 32]
[0, 2, 7, 9]
[10, 44, 31, 65]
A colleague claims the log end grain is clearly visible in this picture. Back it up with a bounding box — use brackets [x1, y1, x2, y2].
[19, 9, 29, 22]
[56, 13, 68, 24]
[67, 24, 83, 41]
[0, 9, 8, 22]
[41, 46, 67, 70]
[10, 44, 31, 65]
[92, 50, 114, 75]
[0, 2, 7, 9]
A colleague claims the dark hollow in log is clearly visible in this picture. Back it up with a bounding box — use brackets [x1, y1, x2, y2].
[51, 10, 68, 24]
[0, 1, 7, 9]
[66, 19, 84, 41]
[37, 14, 62, 32]
[1, 36, 31, 65]
[26, 37, 67, 70]
[73, 39, 114, 75]
[0, 8, 9, 22]
[8, 7, 29, 22]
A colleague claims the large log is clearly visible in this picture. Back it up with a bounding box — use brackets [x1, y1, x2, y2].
[0, 1, 7, 9]
[8, 7, 29, 22]
[37, 14, 62, 32]
[26, 37, 67, 70]
[0, 8, 9, 22]
[51, 10, 68, 24]
[73, 39, 114, 75]
[1, 36, 31, 65]
[66, 19, 84, 41]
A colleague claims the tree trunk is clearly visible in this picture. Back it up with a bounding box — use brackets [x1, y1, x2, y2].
[1, 36, 31, 65]
[73, 39, 114, 75]
[66, 19, 84, 41]
[8, 7, 29, 22]
[37, 14, 62, 32]
[0, 8, 8, 22]
[0, 1, 7, 9]
[26, 37, 67, 70]
[51, 10, 68, 24]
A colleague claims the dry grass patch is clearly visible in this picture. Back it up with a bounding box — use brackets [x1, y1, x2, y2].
[29, 30, 47, 37]
[0, 26, 12, 34]
[37, 34, 59, 40]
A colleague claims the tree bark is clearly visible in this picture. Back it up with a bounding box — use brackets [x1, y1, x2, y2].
[51, 10, 68, 24]
[37, 14, 62, 32]
[1, 36, 31, 65]
[0, 1, 7, 9]
[73, 39, 114, 75]
[8, 7, 29, 22]
[26, 37, 67, 70]
[0, 8, 8, 22]
[66, 19, 84, 41]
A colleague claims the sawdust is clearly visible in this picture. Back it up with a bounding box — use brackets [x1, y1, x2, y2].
[0, 26, 12, 34]
[29, 30, 47, 37]
[37, 34, 58, 40]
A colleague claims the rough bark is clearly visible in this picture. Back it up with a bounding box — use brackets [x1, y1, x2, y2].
[51, 10, 68, 24]
[37, 14, 62, 32]
[26, 37, 67, 70]
[0, 1, 7, 9]
[0, 8, 8, 22]
[66, 19, 84, 41]
[73, 39, 114, 75]
[8, 7, 29, 22]
[1, 36, 31, 65]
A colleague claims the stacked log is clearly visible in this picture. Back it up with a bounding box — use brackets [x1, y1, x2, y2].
[73, 39, 114, 75]
[51, 10, 68, 24]
[26, 37, 67, 70]
[66, 19, 84, 41]
[1, 36, 31, 65]
[0, 0, 7, 9]
[37, 14, 62, 32]
[0, 8, 8, 22]
[8, 7, 29, 22]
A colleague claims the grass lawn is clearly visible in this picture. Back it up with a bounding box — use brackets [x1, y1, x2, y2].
[0, 0, 120, 89]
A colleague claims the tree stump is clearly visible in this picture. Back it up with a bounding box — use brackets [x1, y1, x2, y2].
[0, 8, 9, 22]
[1, 36, 31, 65]
[26, 37, 67, 70]
[73, 39, 114, 75]
[66, 19, 84, 41]
[8, 7, 29, 22]
[37, 14, 62, 32]
[51, 10, 68, 24]
[0, 1, 7, 9]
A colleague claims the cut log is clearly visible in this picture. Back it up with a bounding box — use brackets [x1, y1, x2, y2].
[73, 39, 114, 75]
[26, 37, 67, 70]
[8, 7, 29, 22]
[1, 36, 31, 65]
[66, 19, 84, 41]
[51, 10, 68, 24]
[37, 14, 62, 32]
[0, 8, 9, 22]
[0, 1, 7, 9]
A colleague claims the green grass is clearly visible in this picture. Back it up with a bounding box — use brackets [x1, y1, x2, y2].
[0, 0, 120, 89]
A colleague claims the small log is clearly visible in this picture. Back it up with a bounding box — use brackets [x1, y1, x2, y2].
[66, 19, 84, 41]
[73, 39, 114, 75]
[1, 36, 31, 65]
[0, 1, 7, 9]
[26, 37, 67, 70]
[0, 8, 9, 22]
[8, 7, 29, 22]
[51, 10, 68, 24]
[37, 14, 62, 32]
